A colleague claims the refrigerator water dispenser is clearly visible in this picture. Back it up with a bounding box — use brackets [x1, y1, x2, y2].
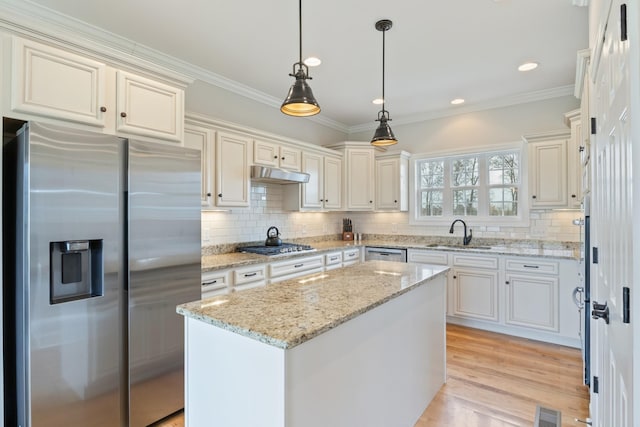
[49, 240, 103, 304]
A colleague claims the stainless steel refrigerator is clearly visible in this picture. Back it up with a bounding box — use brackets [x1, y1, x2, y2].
[2, 121, 201, 427]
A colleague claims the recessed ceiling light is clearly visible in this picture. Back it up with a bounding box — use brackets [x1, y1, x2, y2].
[518, 62, 539, 72]
[372, 98, 384, 105]
[451, 98, 465, 105]
[303, 56, 321, 67]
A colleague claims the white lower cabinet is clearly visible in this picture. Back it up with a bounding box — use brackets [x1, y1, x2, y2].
[407, 248, 579, 347]
[201, 270, 230, 299]
[324, 251, 343, 271]
[269, 255, 324, 284]
[342, 248, 361, 266]
[233, 264, 267, 291]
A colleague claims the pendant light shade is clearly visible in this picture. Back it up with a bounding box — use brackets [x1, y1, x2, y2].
[281, 0, 320, 117]
[371, 19, 397, 147]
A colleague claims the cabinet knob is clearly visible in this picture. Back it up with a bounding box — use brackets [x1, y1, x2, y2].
[120, 112, 127, 118]
[369, 200, 373, 203]
[505, 281, 510, 285]
[100, 106, 107, 112]
[320, 199, 324, 202]
[532, 195, 537, 199]
[274, 155, 278, 159]
[394, 200, 397, 203]
[218, 193, 222, 198]
[452, 275, 457, 279]
[572, 194, 577, 198]
[281, 157, 285, 160]
[206, 192, 212, 197]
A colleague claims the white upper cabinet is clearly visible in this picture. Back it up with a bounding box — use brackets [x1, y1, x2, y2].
[216, 131, 251, 207]
[11, 37, 107, 127]
[283, 151, 342, 211]
[253, 139, 301, 171]
[375, 151, 409, 211]
[564, 109, 583, 208]
[10, 37, 186, 143]
[184, 123, 215, 208]
[115, 70, 184, 142]
[527, 136, 569, 208]
[345, 147, 375, 210]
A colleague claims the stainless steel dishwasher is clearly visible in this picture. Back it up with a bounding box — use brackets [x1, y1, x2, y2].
[364, 247, 407, 262]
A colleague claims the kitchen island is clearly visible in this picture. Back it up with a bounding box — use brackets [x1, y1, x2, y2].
[177, 260, 448, 427]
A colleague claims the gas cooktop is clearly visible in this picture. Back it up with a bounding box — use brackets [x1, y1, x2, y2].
[238, 243, 316, 256]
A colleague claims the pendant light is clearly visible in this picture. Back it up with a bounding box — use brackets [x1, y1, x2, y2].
[371, 19, 397, 147]
[281, 0, 320, 117]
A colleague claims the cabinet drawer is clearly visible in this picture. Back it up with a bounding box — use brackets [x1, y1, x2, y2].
[233, 280, 266, 292]
[201, 271, 229, 291]
[234, 264, 267, 285]
[407, 250, 448, 265]
[505, 258, 559, 275]
[452, 254, 499, 270]
[343, 248, 361, 263]
[325, 252, 343, 266]
[269, 255, 324, 278]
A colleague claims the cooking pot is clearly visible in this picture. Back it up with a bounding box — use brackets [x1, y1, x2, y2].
[265, 226, 282, 246]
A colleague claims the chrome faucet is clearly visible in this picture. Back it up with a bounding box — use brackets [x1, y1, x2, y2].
[449, 219, 473, 246]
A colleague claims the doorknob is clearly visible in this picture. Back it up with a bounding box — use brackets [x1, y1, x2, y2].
[592, 301, 610, 324]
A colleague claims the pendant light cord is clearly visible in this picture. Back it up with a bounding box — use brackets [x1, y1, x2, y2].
[381, 27, 386, 115]
[298, 0, 303, 66]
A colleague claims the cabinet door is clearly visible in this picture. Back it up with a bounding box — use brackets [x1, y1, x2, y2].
[116, 70, 184, 142]
[184, 124, 215, 208]
[216, 132, 251, 207]
[346, 148, 375, 210]
[253, 140, 279, 167]
[376, 158, 399, 210]
[529, 140, 568, 207]
[452, 268, 499, 322]
[301, 152, 323, 209]
[567, 118, 583, 208]
[11, 38, 107, 127]
[279, 146, 302, 171]
[505, 273, 558, 331]
[323, 156, 342, 210]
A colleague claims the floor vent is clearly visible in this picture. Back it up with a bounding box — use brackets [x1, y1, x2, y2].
[534, 405, 561, 427]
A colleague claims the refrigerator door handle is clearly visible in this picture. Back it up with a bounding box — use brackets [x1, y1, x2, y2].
[572, 286, 585, 309]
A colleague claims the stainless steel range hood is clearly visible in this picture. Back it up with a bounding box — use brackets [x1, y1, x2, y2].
[250, 165, 310, 184]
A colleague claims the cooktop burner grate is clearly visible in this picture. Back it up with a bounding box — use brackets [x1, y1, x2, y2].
[238, 243, 316, 256]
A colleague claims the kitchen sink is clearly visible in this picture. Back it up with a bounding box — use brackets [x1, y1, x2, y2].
[424, 244, 492, 250]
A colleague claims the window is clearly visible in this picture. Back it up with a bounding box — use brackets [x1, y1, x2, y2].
[412, 148, 526, 225]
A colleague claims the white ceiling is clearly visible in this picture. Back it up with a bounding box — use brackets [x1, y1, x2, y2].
[20, 0, 589, 131]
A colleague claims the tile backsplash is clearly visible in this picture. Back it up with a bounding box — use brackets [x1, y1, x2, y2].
[201, 183, 582, 246]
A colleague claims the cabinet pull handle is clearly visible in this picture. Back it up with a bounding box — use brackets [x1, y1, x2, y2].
[202, 280, 218, 286]
[120, 112, 127, 118]
[100, 106, 107, 112]
[330, 256, 338, 261]
[244, 272, 257, 277]
[523, 265, 539, 269]
[294, 263, 304, 268]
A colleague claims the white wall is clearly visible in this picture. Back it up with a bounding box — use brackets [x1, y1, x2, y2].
[348, 96, 580, 154]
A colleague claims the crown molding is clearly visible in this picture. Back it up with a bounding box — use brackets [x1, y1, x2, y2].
[348, 85, 576, 134]
[574, 49, 591, 99]
[521, 129, 571, 143]
[0, 0, 349, 132]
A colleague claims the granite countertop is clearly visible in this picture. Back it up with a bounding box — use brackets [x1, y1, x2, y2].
[201, 238, 579, 272]
[178, 260, 448, 349]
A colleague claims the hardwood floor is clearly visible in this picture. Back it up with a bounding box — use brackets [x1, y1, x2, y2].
[158, 324, 589, 427]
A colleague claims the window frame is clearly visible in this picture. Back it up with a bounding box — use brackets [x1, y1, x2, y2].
[409, 142, 530, 226]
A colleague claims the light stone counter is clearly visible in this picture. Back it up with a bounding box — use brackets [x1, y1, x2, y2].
[201, 238, 579, 272]
[178, 260, 448, 349]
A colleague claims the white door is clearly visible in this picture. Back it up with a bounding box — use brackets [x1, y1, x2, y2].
[590, 1, 634, 425]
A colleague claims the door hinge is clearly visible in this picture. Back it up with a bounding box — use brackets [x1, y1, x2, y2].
[593, 376, 599, 393]
[621, 4, 628, 42]
[592, 247, 599, 264]
[591, 117, 597, 134]
[623, 286, 630, 324]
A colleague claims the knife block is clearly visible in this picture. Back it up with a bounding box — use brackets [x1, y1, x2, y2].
[342, 231, 354, 241]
